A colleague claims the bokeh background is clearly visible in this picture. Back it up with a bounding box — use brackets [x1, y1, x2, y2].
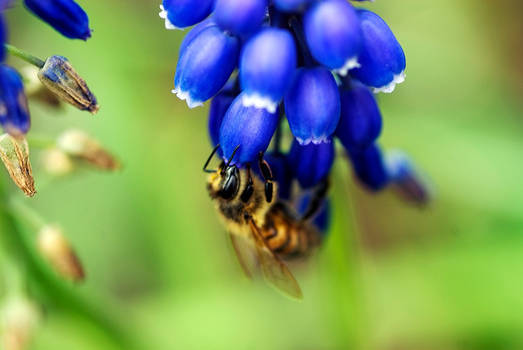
[2, 0, 523, 349]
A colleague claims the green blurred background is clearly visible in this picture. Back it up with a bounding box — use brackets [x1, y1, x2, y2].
[2, 0, 523, 349]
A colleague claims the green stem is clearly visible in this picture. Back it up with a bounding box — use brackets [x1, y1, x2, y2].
[0, 181, 137, 349]
[9, 197, 46, 232]
[5, 44, 45, 68]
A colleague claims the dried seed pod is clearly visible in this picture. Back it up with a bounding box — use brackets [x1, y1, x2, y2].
[37, 225, 85, 282]
[57, 129, 120, 171]
[40, 147, 74, 176]
[0, 134, 35, 197]
[20, 65, 62, 109]
[37, 56, 99, 114]
[1, 296, 41, 350]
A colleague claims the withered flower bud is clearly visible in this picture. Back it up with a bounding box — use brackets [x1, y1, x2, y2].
[0, 134, 35, 197]
[37, 56, 99, 114]
[40, 147, 74, 176]
[1, 296, 41, 350]
[385, 150, 432, 206]
[37, 225, 85, 283]
[57, 129, 120, 171]
[20, 65, 62, 109]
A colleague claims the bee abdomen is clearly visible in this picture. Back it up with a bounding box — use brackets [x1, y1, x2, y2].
[264, 222, 306, 257]
[265, 224, 290, 253]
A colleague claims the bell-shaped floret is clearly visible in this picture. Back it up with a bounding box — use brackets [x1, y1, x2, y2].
[173, 26, 240, 108]
[303, 0, 362, 75]
[219, 93, 278, 165]
[213, 0, 267, 36]
[284, 67, 340, 145]
[335, 81, 382, 150]
[0, 65, 30, 136]
[240, 28, 297, 113]
[24, 0, 91, 40]
[348, 143, 388, 191]
[288, 139, 335, 189]
[159, 0, 214, 29]
[351, 9, 406, 93]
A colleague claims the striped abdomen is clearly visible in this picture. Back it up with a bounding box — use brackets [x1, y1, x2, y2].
[261, 203, 321, 259]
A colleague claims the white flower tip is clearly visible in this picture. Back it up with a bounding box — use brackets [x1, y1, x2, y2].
[334, 57, 361, 76]
[159, 4, 181, 30]
[296, 136, 330, 146]
[373, 71, 406, 94]
[241, 94, 278, 114]
[172, 88, 203, 109]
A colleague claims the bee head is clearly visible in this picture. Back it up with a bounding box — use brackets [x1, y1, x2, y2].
[218, 164, 240, 200]
[204, 144, 242, 201]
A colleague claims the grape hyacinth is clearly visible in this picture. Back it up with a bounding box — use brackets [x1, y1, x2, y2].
[23, 0, 92, 40]
[161, 0, 430, 233]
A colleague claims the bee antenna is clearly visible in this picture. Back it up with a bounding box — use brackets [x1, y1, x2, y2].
[203, 144, 221, 173]
[225, 145, 241, 170]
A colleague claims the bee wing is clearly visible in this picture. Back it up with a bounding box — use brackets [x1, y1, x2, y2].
[248, 219, 303, 300]
[228, 232, 257, 279]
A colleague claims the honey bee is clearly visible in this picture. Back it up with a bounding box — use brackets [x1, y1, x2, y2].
[204, 145, 328, 299]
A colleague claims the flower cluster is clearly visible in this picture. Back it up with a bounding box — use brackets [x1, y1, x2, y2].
[162, 0, 429, 231]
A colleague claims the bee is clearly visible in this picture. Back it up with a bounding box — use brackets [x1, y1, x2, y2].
[204, 145, 328, 299]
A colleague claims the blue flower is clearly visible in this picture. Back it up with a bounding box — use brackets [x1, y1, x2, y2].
[297, 193, 331, 234]
[288, 139, 335, 189]
[273, 0, 311, 13]
[159, 0, 214, 30]
[314, 199, 330, 234]
[219, 93, 278, 165]
[348, 143, 389, 191]
[0, 65, 30, 136]
[284, 67, 340, 145]
[303, 0, 362, 75]
[23, 0, 91, 40]
[336, 80, 382, 150]
[208, 87, 236, 147]
[179, 18, 216, 54]
[174, 26, 240, 108]
[213, 0, 268, 37]
[351, 9, 406, 93]
[240, 28, 297, 113]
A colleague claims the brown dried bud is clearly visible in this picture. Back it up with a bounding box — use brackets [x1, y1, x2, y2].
[1, 296, 41, 350]
[37, 56, 99, 114]
[40, 147, 74, 176]
[57, 129, 120, 171]
[0, 134, 36, 197]
[20, 66, 62, 109]
[37, 225, 85, 283]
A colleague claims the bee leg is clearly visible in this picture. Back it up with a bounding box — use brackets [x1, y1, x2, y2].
[258, 152, 274, 203]
[302, 178, 330, 221]
[240, 164, 254, 203]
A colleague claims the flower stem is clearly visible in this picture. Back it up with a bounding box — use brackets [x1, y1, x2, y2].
[273, 106, 284, 154]
[289, 17, 315, 68]
[5, 44, 45, 68]
[9, 197, 46, 232]
[0, 179, 137, 349]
